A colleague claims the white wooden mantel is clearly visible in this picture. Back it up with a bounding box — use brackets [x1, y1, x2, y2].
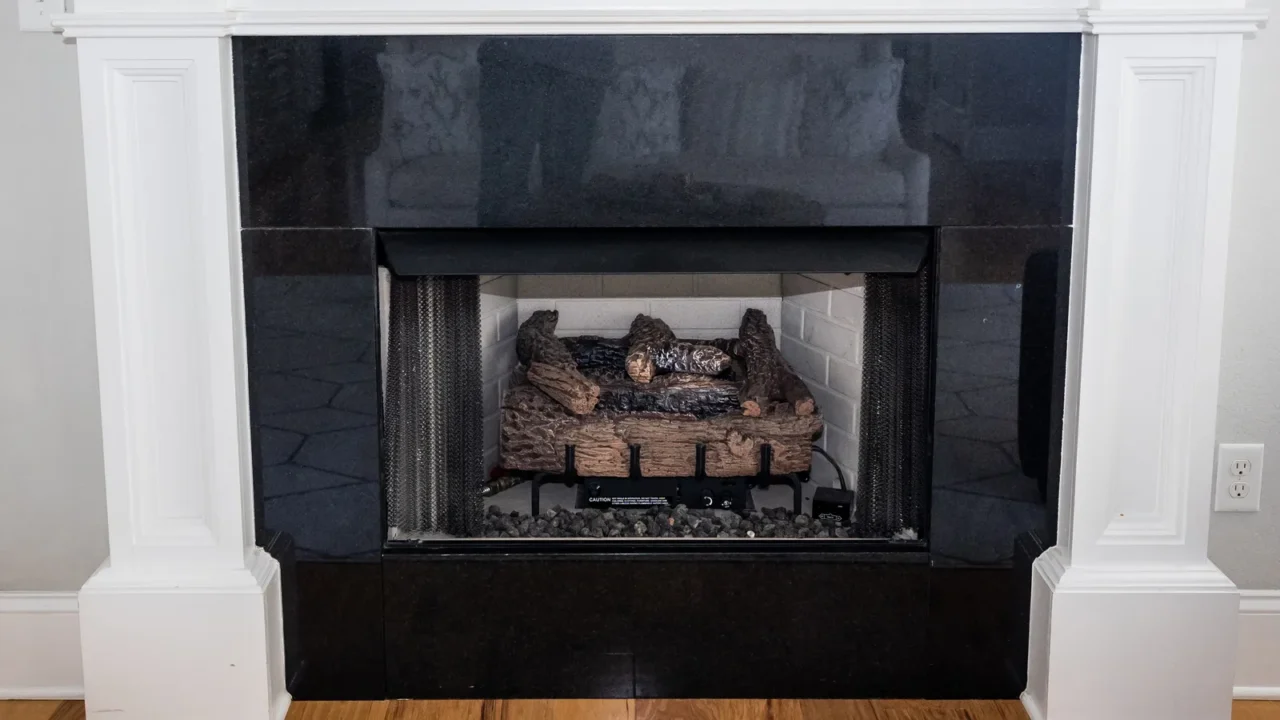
[54, 1, 1264, 718]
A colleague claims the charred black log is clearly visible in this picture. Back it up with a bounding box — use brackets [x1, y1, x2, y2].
[562, 335, 629, 370]
[651, 341, 732, 377]
[625, 314, 731, 382]
[593, 372, 741, 418]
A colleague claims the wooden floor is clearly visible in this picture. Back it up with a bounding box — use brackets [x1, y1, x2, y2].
[2, 700, 1279, 720]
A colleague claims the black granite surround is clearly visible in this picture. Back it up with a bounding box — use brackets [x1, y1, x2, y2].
[279, 557, 1026, 699]
[243, 223, 1069, 699]
[243, 228, 381, 562]
[236, 33, 1078, 700]
[235, 34, 1080, 229]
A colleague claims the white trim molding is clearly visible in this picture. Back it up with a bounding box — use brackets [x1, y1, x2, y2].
[1235, 590, 1280, 699]
[1024, 30, 1250, 720]
[72, 33, 288, 720]
[51, 3, 1267, 37]
[0, 593, 83, 700]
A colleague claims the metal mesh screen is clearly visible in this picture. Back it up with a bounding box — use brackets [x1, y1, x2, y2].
[384, 275, 484, 539]
[856, 265, 934, 539]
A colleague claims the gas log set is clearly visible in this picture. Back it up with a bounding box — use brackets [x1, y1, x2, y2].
[493, 307, 836, 531]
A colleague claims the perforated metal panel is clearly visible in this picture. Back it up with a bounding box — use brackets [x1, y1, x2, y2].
[383, 275, 484, 539]
[856, 265, 934, 539]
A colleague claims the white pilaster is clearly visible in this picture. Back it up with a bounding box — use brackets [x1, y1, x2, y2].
[72, 34, 288, 720]
[1024, 28, 1251, 720]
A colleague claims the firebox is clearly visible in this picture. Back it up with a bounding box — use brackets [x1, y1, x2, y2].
[236, 31, 1077, 701]
[378, 227, 935, 547]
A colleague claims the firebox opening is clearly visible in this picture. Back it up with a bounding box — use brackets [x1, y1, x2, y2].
[377, 235, 936, 547]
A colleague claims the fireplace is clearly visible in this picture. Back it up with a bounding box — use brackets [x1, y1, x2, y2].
[232, 32, 1077, 698]
[59, 3, 1265, 718]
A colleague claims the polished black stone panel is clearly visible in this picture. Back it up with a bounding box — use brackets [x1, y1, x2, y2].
[234, 34, 1079, 229]
[930, 227, 1071, 567]
[382, 554, 1021, 698]
[925, 567, 1023, 699]
[383, 556, 646, 698]
[243, 228, 382, 561]
[384, 554, 934, 698]
[630, 560, 930, 698]
[290, 561, 387, 700]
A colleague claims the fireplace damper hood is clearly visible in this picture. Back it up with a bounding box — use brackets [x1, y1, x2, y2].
[380, 227, 931, 275]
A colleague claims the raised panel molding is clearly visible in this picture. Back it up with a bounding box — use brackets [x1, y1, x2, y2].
[77, 38, 251, 574]
[106, 63, 219, 551]
[1066, 33, 1243, 569]
[1097, 58, 1212, 547]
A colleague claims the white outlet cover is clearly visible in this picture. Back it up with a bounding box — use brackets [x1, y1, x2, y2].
[1215, 443, 1265, 512]
[19, 0, 65, 32]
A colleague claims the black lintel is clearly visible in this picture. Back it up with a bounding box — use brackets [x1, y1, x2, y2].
[378, 227, 930, 276]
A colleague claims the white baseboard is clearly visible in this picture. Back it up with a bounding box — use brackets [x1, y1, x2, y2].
[1235, 590, 1280, 699]
[1020, 690, 1047, 720]
[0, 592, 84, 699]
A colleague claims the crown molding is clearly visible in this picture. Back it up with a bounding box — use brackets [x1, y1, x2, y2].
[1084, 7, 1267, 33]
[51, 3, 1266, 37]
[54, 12, 233, 36]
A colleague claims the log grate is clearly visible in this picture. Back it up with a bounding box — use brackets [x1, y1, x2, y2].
[523, 443, 806, 516]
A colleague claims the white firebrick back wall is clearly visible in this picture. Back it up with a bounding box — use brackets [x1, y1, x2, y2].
[480, 275, 520, 474]
[780, 274, 865, 486]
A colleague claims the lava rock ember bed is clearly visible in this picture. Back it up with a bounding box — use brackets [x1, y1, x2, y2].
[481, 504, 850, 539]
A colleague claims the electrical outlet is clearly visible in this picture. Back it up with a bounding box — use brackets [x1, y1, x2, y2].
[19, 0, 65, 32]
[1215, 443, 1264, 512]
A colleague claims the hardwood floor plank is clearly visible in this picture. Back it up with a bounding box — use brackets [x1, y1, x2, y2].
[971, 700, 1030, 720]
[769, 699, 880, 719]
[0, 701, 65, 720]
[47, 702, 84, 720]
[1235, 701, 1280, 720]
[636, 699, 767, 720]
[287, 700, 394, 720]
[871, 699, 1029, 720]
[484, 699, 634, 720]
[388, 700, 484, 720]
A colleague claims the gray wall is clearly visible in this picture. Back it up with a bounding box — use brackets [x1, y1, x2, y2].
[0, 7, 1276, 591]
[1207, 0, 1280, 589]
[0, 1, 108, 591]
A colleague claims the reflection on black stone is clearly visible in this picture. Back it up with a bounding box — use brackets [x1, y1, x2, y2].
[476, 38, 614, 226]
[234, 34, 1080, 228]
[930, 227, 1070, 567]
[243, 229, 381, 561]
